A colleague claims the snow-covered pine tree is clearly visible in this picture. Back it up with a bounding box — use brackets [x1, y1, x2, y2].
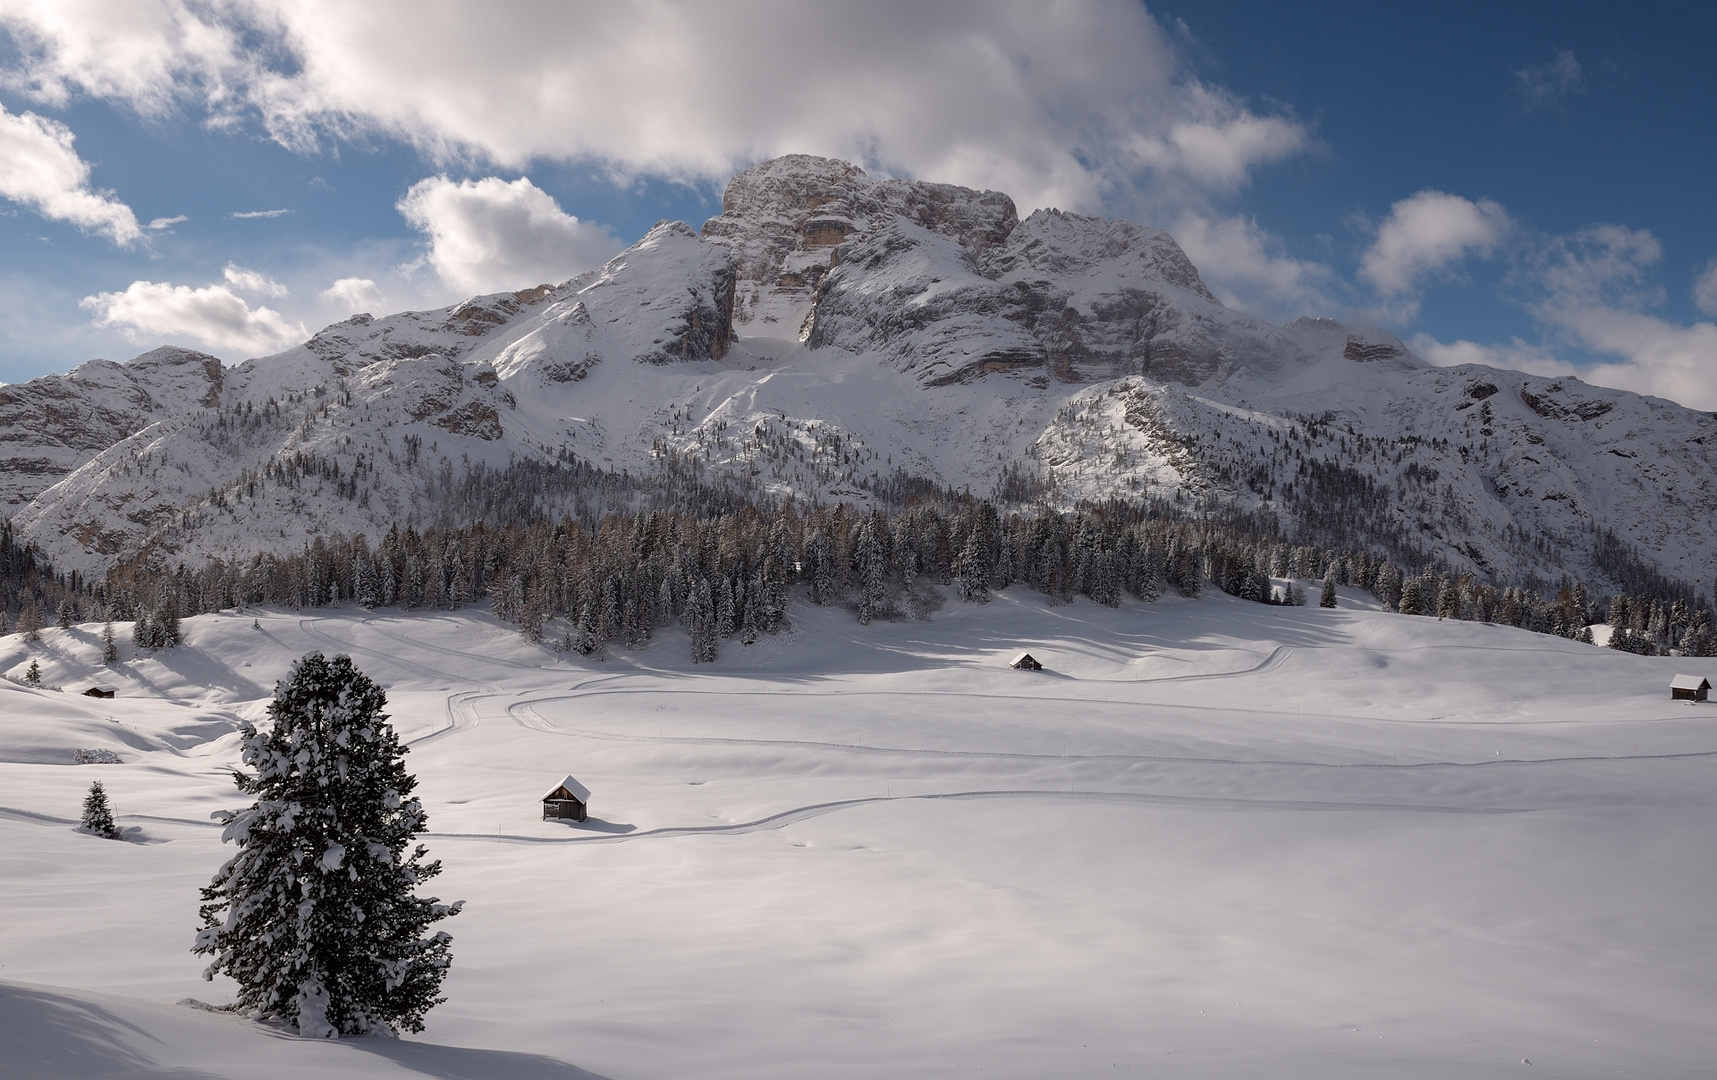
[689, 577, 718, 663]
[55, 599, 76, 629]
[101, 621, 118, 664]
[1320, 576, 1337, 608]
[17, 600, 41, 643]
[80, 780, 119, 839]
[194, 652, 462, 1038]
[24, 659, 41, 685]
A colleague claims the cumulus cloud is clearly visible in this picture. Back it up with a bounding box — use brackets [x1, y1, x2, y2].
[1515, 49, 1584, 111]
[320, 276, 384, 313]
[0, 101, 141, 243]
[81, 279, 306, 356]
[397, 175, 621, 295]
[0, 1, 1308, 215]
[1521, 225, 1717, 409]
[222, 263, 288, 297]
[1360, 190, 1511, 317]
[1169, 211, 1340, 319]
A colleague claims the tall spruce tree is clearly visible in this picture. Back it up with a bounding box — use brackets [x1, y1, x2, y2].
[1320, 576, 1338, 609]
[194, 653, 461, 1037]
[101, 620, 119, 665]
[80, 780, 119, 839]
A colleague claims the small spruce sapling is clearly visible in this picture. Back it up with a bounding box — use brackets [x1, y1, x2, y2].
[24, 659, 41, 685]
[194, 653, 462, 1037]
[80, 781, 119, 839]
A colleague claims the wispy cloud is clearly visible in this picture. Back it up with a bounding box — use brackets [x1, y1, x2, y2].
[229, 208, 290, 219]
[145, 214, 186, 230]
[222, 263, 288, 297]
[1515, 49, 1584, 112]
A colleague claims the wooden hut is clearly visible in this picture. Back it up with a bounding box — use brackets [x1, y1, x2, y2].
[82, 687, 115, 699]
[542, 775, 591, 821]
[1671, 674, 1711, 702]
[1009, 652, 1043, 671]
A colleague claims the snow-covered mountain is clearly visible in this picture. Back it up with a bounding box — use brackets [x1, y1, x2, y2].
[6, 155, 1715, 591]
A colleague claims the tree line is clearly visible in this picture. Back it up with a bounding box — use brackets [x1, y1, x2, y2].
[62, 496, 1712, 662]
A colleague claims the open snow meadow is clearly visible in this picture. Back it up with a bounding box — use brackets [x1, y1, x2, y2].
[2, 588, 1714, 1079]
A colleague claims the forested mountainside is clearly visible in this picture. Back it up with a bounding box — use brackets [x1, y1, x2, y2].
[1, 155, 1711, 605]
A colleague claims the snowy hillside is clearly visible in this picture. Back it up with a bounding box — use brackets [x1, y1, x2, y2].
[3, 594, 1715, 1077]
[5, 155, 1715, 593]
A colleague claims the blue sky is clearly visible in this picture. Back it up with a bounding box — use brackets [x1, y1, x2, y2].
[0, 1, 1712, 409]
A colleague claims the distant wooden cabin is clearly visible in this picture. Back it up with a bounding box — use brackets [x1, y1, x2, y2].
[82, 687, 115, 699]
[542, 774, 591, 822]
[1671, 674, 1711, 702]
[1010, 652, 1043, 671]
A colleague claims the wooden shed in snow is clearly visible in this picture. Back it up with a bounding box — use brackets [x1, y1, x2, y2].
[542, 775, 591, 821]
[1671, 674, 1710, 702]
[82, 687, 115, 699]
[1010, 652, 1043, 671]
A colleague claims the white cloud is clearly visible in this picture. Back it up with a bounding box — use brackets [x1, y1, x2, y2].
[0, 101, 141, 243]
[222, 263, 287, 297]
[1360, 190, 1511, 316]
[1408, 333, 1575, 378]
[1515, 49, 1584, 111]
[0, 1, 1308, 216]
[81, 279, 306, 356]
[229, 207, 289, 219]
[1690, 259, 1717, 316]
[1521, 227, 1717, 409]
[397, 175, 621, 295]
[1418, 225, 1717, 411]
[320, 276, 384, 313]
[1169, 212, 1339, 319]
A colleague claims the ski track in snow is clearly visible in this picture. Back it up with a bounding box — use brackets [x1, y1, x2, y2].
[425, 786, 1529, 847]
[504, 701, 1717, 771]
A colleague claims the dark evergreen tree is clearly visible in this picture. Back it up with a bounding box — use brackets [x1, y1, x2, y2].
[55, 599, 76, 629]
[24, 659, 40, 685]
[101, 621, 118, 664]
[80, 780, 119, 839]
[194, 653, 461, 1037]
[1320, 576, 1337, 609]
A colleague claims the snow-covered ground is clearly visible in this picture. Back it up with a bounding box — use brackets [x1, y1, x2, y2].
[2, 589, 1715, 1078]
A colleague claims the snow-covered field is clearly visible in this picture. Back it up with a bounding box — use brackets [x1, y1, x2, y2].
[2, 589, 1714, 1078]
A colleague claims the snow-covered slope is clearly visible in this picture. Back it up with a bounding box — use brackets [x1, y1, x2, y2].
[6, 155, 1715, 592]
[3, 596, 1716, 1077]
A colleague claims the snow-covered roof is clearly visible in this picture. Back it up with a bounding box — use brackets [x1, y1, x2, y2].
[1671, 674, 1710, 690]
[1011, 652, 1036, 664]
[544, 774, 591, 802]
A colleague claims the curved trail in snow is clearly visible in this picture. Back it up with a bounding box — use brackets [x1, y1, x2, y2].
[426, 787, 1529, 847]
[506, 699, 1717, 770]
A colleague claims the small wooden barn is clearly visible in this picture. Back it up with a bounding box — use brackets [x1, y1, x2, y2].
[542, 774, 591, 821]
[82, 687, 115, 699]
[1671, 674, 1711, 702]
[1010, 652, 1043, 671]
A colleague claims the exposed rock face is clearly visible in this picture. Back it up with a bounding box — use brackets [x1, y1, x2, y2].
[703, 154, 1017, 334]
[0, 346, 224, 510]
